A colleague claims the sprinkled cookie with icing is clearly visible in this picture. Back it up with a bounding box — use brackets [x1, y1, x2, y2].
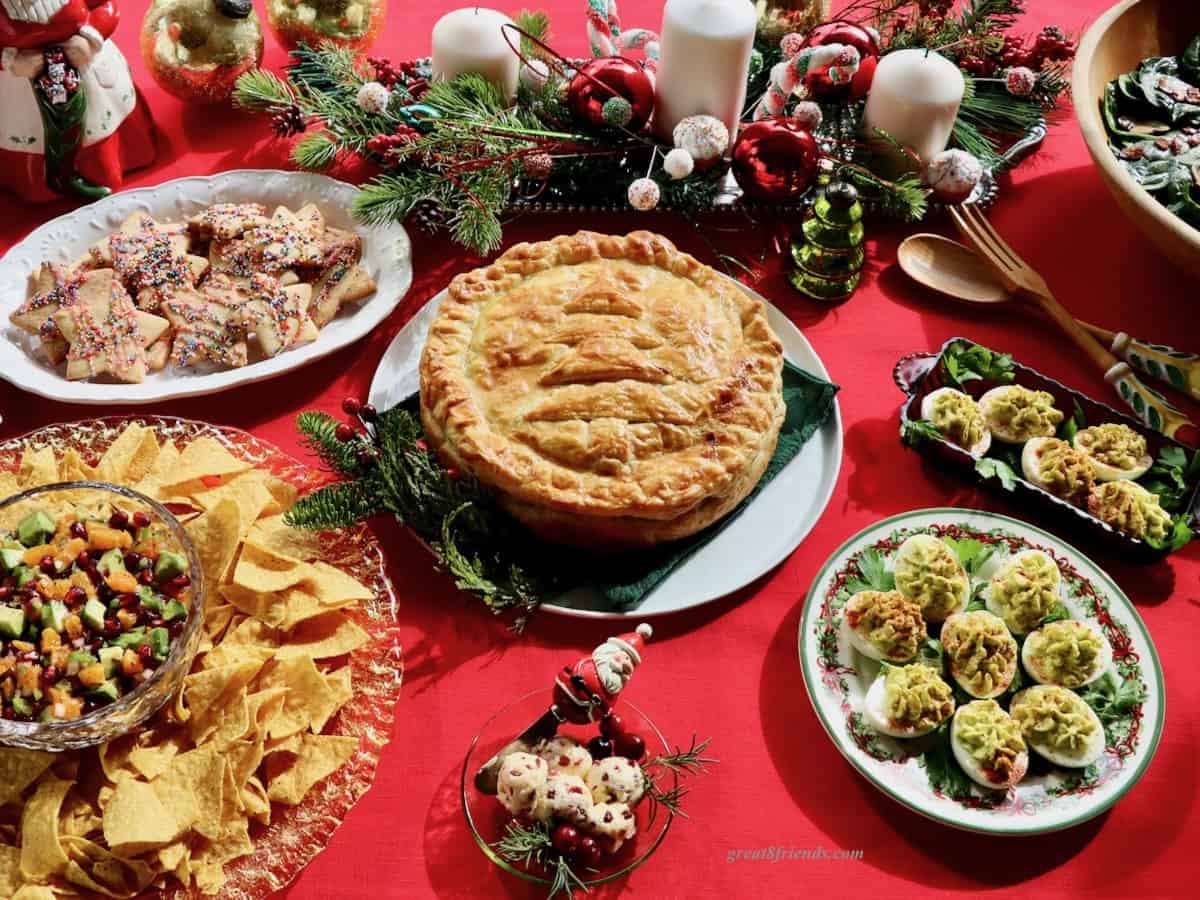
[240, 273, 319, 357]
[53, 270, 170, 383]
[188, 202, 270, 242]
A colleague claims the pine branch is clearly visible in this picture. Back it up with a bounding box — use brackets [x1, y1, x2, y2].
[284, 480, 384, 530]
[232, 69, 295, 112]
[296, 411, 365, 475]
[515, 9, 551, 55]
[292, 132, 340, 170]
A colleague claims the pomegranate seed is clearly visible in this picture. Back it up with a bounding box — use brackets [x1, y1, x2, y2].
[123, 552, 141, 571]
[42, 666, 58, 682]
[75, 550, 90, 566]
[108, 509, 129, 529]
[119, 593, 138, 609]
[103, 619, 120, 637]
[342, 397, 361, 415]
[86, 567, 103, 586]
[138, 645, 153, 660]
[168, 621, 185, 639]
[132, 512, 151, 529]
[69, 521, 87, 540]
[171, 574, 191, 589]
[39, 555, 56, 574]
[89, 638, 103, 652]
[0, 586, 10, 600]
[149, 617, 165, 628]
[139, 569, 155, 585]
[64, 587, 86, 607]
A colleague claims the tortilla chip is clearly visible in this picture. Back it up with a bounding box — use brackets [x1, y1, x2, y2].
[158, 747, 223, 842]
[259, 477, 299, 517]
[244, 686, 287, 742]
[304, 561, 374, 605]
[16, 446, 57, 488]
[59, 448, 94, 481]
[128, 729, 185, 781]
[203, 615, 279, 669]
[225, 739, 266, 789]
[326, 666, 354, 719]
[258, 655, 339, 738]
[94, 424, 159, 483]
[190, 471, 273, 528]
[0, 845, 22, 898]
[233, 542, 313, 594]
[182, 659, 264, 744]
[185, 498, 241, 585]
[161, 437, 252, 489]
[265, 734, 358, 805]
[19, 775, 72, 879]
[0, 471, 20, 500]
[0, 749, 54, 806]
[277, 612, 369, 659]
[98, 734, 139, 784]
[12, 886, 57, 900]
[102, 775, 179, 855]
[241, 776, 272, 826]
[246, 514, 320, 562]
[132, 439, 181, 500]
[61, 835, 155, 895]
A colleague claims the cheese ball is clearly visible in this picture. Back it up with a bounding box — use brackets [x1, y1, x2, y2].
[497, 752, 548, 816]
[535, 735, 593, 778]
[585, 755, 646, 806]
[532, 774, 593, 825]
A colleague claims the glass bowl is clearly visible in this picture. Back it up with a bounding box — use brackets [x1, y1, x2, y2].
[462, 688, 675, 889]
[0, 481, 204, 751]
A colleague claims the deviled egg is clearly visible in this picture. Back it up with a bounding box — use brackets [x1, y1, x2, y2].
[1087, 480, 1173, 544]
[1073, 423, 1153, 482]
[893, 533, 969, 623]
[1010, 685, 1106, 768]
[978, 385, 1064, 444]
[986, 549, 1061, 635]
[950, 700, 1029, 790]
[941, 611, 1019, 699]
[843, 590, 927, 663]
[1022, 619, 1113, 689]
[921, 387, 992, 457]
[863, 663, 956, 739]
[1021, 437, 1096, 505]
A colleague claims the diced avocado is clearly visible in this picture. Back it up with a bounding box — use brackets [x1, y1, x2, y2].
[98, 548, 125, 577]
[38, 706, 56, 723]
[99, 646, 124, 678]
[16, 509, 55, 548]
[11, 695, 33, 717]
[154, 550, 188, 581]
[81, 598, 107, 633]
[69, 649, 98, 671]
[0, 606, 25, 639]
[42, 600, 69, 633]
[88, 679, 120, 705]
[0, 546, 24, 571]
[114, 628, 148, 650]
[138, 585, 163, 613]
[135, 526, 153, 545]
[13, 566, 35, 588]
[149, 626, 171, 661]
[161, 600, 188, 623]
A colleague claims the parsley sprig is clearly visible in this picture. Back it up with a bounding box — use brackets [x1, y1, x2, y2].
[942, 341, 1016, 390]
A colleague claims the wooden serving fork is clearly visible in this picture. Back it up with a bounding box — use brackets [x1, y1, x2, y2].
[949, 205, 1198, 446]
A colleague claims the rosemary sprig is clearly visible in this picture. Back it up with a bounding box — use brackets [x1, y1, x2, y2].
[646, 736, 718, 777]
[491, 821, 589, 899]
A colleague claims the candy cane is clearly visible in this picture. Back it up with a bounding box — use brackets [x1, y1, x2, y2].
[586, 0, 659, 80]
[754, 43, 860, 120]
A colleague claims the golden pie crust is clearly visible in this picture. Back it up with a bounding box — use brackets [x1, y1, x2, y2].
[419, 231, 785, 548]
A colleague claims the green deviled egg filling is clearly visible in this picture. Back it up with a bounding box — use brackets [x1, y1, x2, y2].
[893, 534, 968, 622]
[883, 664, 955, 732]
[981, 385, 1064, 442]
[845, 590, 927, 662]
[987, 550, 1060, 634]
[1023, 437, 1096, 504]
[1087, 481, 1172, 544]
[1010, 685, 1101, 760]
[926, 389, 987, 453]
[954, 699, 1026, 784]
[1024, 620, 1106, 688]
[1073, 423, 1148, 474]
[941, 611, 1017, 698]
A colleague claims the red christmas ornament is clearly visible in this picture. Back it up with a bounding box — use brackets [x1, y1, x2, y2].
[801, 21, 881, 100]
[732, 118, 819, 202]
[567, 57, 655, 132]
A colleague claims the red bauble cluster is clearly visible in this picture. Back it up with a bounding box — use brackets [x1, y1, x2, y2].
[800, 21, 880, 101]
[999, 34, 1028, 68]
[366, 126, 420, 158]
[1032, 26, 1076, 64]
[567, 57, 655, 132]
[732, 117, 819, 203]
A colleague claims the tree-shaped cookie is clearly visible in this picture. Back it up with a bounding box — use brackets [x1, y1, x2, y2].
[240, 273, 318, 357]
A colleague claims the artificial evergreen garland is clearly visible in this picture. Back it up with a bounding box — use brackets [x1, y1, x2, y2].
[231, 1, 1071, 255]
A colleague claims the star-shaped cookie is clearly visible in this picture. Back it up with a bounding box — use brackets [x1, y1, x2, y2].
[161, 274, 250, 368]
[210, 204, 326, 278]
[239, 273, 318, 358]
[10, 262, 87, 364]
[187, 202, 270, 242]
[53, 269, 170, 383]
[309, 252, 376, 326]
[94, 213, 209, 312]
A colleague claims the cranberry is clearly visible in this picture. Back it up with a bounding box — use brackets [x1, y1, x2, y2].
[342, 397, 362, 415]
[335, 423, 355, 442]
[103, 619, 121, 638]
[132, 511, 151, 529]
[69, 521, 87, 540]
[138, 644, 153, 660]
[64, 587, 86, 607]
[574, 836, 602, 869]
[123, 552, 142, 571]
[588, 736, 613, 760]
[139, 569, 155, 585]
[360, 403, 378, 422]
[613, 732, 646, 761]
[108, 509, 129, 529]
[551, 823, 580, 856]
[41, 666, 58, 683]
[600, 713, 627, 739]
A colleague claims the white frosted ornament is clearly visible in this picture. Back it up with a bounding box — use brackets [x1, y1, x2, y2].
[521, 59, 551, 91]
[356, 81, 392, 114]
[672, 115, 730, 165]
[627, 177, 661, 210]
[1006, 66, 1037, 97]
[923, 149, 984, 203]
[791, 101, 823, 131]
[663, 148, 695, 180]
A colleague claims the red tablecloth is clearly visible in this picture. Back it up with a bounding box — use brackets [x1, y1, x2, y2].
[1, 1, 1197, 898]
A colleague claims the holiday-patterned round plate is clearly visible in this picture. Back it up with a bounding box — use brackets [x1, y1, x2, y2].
[798, 508, 1164, 835]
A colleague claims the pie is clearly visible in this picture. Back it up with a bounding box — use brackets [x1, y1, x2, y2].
[419, 231, 786, 549]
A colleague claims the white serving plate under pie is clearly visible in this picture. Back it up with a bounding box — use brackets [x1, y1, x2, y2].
[0, 170, 412, 405]
[369, 280, 843, 619]
[798, 508, 1164, 835]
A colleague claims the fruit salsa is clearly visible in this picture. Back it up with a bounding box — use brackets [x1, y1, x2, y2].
[0, 497, 191, 722]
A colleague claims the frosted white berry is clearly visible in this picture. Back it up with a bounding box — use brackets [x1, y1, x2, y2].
[663, 148, 695, 180]
[1006, 66, 1037, 97]
[356, 81, 391, 114]
[521, 59, 551, 91]
[672, 114, 729, 164]
[780, 32, 806, 59]
[791, 100, 823, 131]
[627, 177, 660, 211]
[923, 149, 984, 203]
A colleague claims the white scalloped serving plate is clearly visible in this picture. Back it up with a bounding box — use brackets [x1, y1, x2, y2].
[0, 170, 412, 405]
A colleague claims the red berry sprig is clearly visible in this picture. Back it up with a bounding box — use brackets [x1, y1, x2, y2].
[1032, 26, 1075, 65]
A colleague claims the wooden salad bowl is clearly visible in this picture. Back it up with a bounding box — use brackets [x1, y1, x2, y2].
[1074, 0, 1200, 278]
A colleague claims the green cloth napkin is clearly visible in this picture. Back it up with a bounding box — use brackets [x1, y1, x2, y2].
[585, 361, 839, 609]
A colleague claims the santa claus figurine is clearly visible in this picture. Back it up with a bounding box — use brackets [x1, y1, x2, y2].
[0, 0, 155, 202]
[553, 624, 653, 724]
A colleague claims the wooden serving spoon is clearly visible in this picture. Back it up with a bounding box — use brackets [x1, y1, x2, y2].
[898, 232, 1200, 442]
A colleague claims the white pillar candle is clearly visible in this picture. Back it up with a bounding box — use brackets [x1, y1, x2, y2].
[431, 7, 520, 102]
[653, 0, 758, 143]
[861, 49, 965, 168]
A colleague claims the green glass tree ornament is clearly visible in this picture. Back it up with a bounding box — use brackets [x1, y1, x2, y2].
[788, 180, 866, 302]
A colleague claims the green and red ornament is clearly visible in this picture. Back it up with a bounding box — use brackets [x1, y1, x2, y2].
[732, 117, 819, 202]
[567, 56, 655, 131]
